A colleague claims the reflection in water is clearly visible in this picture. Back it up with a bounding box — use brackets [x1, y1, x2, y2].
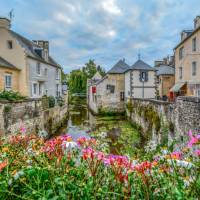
[58, 99, 141, 155]
[65, 104, 95, 141]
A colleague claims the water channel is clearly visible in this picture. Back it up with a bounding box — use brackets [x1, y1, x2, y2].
[58, 98, 143, 156]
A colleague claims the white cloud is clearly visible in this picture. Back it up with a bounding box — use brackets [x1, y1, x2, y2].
[54, 13, 72, 24]
[101, 0, 121, 15]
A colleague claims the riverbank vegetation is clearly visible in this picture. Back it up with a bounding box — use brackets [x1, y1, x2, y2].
[67, 59, 105, 94]
[0, 129, 199, 199]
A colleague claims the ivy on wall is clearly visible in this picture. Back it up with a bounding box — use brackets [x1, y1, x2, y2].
[126, 100, 161, 134]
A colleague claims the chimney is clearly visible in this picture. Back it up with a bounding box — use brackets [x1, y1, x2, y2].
[154, 61, 163, 67]
[0, 17, 11, 29]
[33, 40, 49, 61]
[194, 16, 200, 29]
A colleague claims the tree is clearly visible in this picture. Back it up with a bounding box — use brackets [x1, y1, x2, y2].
[67, 59, 106, 94]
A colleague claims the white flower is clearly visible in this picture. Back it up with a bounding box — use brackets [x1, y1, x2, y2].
[100, 132, 107, 138]
[38, 130, 48, 138]
[62, 141, 78, 153]
[167, 160, 194, 169]
[14, 170, 24, 180]
[161, 149, 169, 155]
[8, 179, 12, 186]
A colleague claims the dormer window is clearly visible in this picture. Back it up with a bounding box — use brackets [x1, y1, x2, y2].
[36, 62, 41, 75]
[7, 40, 13, 49]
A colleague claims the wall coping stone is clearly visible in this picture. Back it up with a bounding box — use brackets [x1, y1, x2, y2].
[177, 96, 200, 103]
[0, 98, 42, 104]
[130, 98, 172, 105]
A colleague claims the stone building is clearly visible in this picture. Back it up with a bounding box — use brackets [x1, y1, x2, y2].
[172, 16, 200, 97]
[154, 56, 175, 100]
[125, 59, 156, 100]
[87, 59, 129, 114]
[0, 17, 62, 97]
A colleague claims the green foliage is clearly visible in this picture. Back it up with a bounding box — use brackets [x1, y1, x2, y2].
[67, 59, 105, 94]
[48, 96, 55, 108]
[3, 105, 12, 113]
[0, 90, 26, 101]
[128, 101, 161, 134]
[56, 96, 64, 107]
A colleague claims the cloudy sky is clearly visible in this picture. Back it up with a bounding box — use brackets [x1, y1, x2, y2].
[0, 0, 199, 73]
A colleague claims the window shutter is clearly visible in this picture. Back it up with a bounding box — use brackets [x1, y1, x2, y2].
[145, 72, 148, 82]
[139, 72, 142, 82]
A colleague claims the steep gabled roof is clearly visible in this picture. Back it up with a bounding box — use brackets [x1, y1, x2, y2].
[131, 59, 156, 71]
[156, 65, 175, 76]
[9, 30, 61, 68]
[174, 26, 200, 50]
[91, 71, 102, 80]
[0, 56, 20, 70]
[107, 59, 130, 74]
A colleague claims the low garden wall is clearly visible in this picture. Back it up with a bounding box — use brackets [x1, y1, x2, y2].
[126, 96, 200, 143]
[0, 97, 68, 136]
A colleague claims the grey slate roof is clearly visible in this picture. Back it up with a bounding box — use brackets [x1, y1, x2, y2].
[156, 65, 175, 76]
[0, 56, 19, 70]
[9, 30, 61, 68]
[107, 59, 130, 74]
[131, 59, 156, 71]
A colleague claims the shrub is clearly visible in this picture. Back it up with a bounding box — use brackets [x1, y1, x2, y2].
[48, 96, 55, 108]
[0, 90, 26, 101]
[56, 96, 64, 107]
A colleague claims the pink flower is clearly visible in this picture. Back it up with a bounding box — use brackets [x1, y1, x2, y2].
[170, 151, 183, 160]
[19, 121, 26, 134]
[187, 130, 199, 148]
[194, 149, 200, 156]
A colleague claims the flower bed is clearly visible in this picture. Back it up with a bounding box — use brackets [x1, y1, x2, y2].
[0, 131, 199, 199]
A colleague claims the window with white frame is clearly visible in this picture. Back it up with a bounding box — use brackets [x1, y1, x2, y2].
[56, 69, 59, 80]
[192, 61, 197, 76]
[44, 68, 48, 76]
[32, 83, 37, 96]
[39, 83, 43, 96]
[56, 84, 60, 96]
[5, 74, 12, 89]
[36, 62, 41, 75]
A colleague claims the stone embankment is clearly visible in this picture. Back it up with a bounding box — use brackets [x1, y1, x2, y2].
[126, 96, 200, 143]
[0, 97, 68, 136]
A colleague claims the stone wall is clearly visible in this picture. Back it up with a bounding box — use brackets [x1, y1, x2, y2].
[126, 96, 200, 143]
[0, 98, 68, 136]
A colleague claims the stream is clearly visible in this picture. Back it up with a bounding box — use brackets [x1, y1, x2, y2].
[58, 98, 142, 156]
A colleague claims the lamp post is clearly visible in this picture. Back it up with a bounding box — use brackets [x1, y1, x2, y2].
[141, 72, 145, 99]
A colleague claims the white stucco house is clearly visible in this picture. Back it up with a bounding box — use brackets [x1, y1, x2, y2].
[125, 59, 156, 100]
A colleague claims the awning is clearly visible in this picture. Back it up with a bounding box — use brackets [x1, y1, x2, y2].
[170, 82, 186, 92]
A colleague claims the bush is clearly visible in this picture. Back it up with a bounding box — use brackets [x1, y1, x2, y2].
[48, 96, 55, 108]
[56, 96, 64, 107]
[0, 90, 26, 101]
